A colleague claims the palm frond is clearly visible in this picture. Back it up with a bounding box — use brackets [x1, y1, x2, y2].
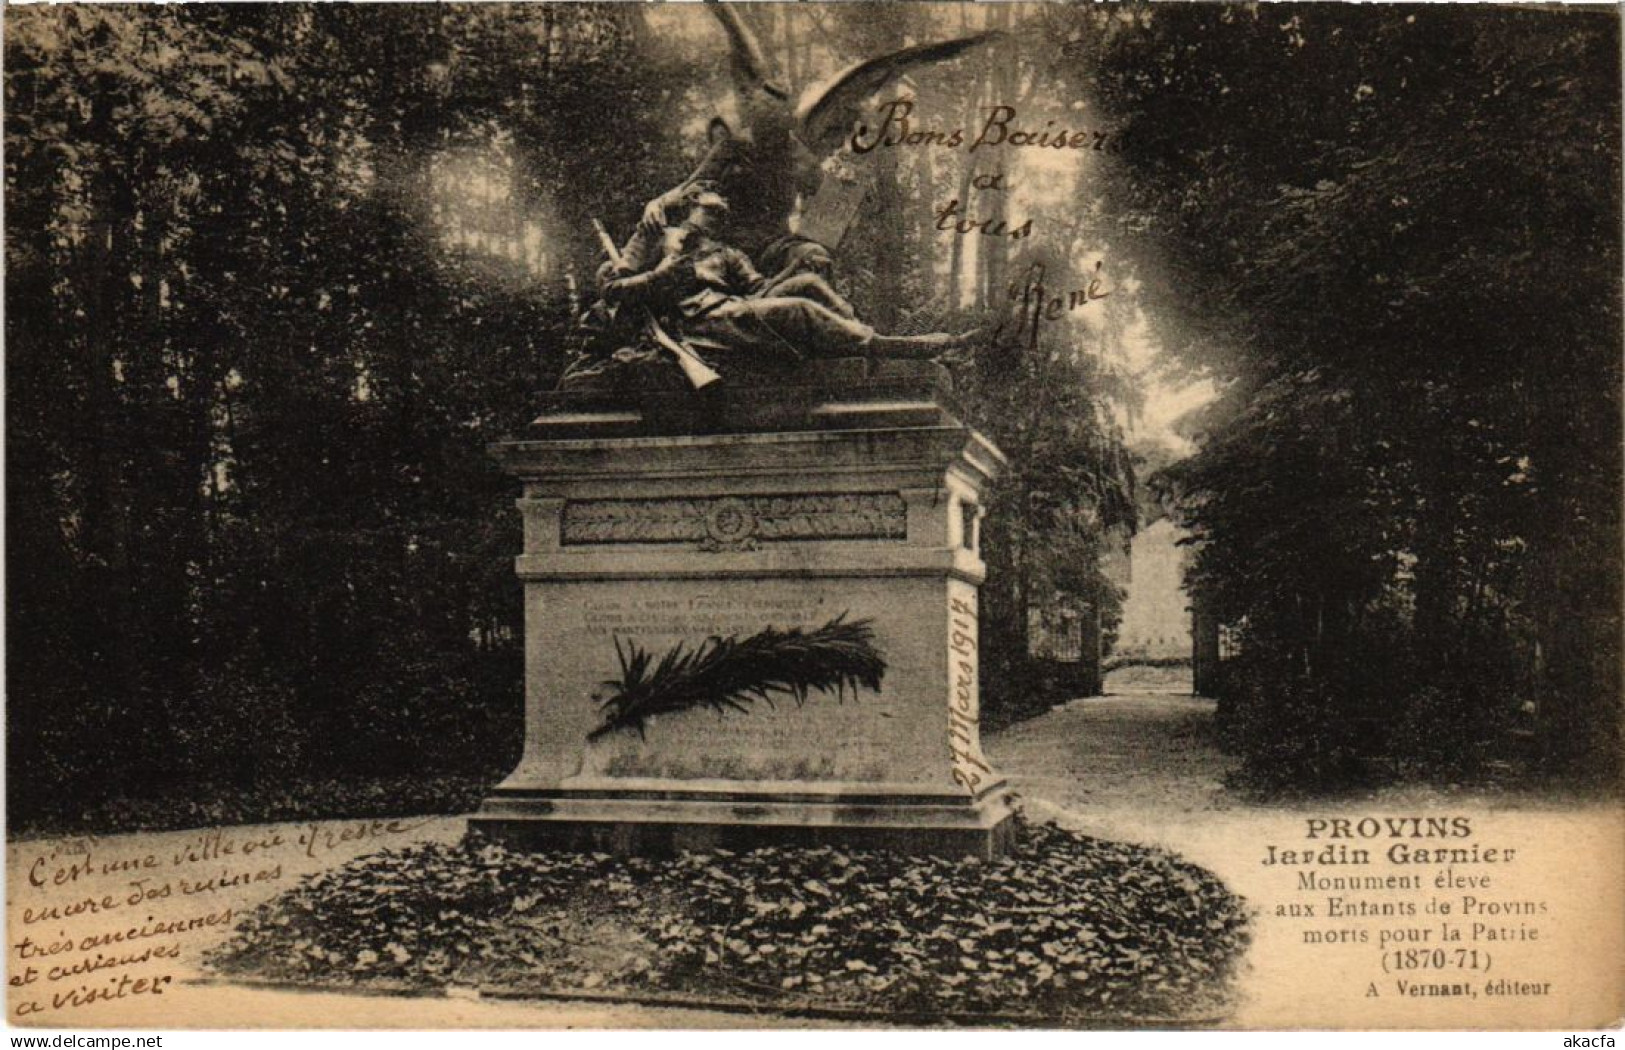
[586, 612, 886, 743]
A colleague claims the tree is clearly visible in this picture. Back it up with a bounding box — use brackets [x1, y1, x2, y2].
[1085, 5, 1620, 786]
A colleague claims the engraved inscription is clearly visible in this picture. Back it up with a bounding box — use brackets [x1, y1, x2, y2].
[601, 711, 891, 781]
[581, 594, 827, 639]
[561, 493, 907, 547]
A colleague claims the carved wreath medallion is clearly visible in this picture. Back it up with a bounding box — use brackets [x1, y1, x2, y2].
[702, 497, 759, 551]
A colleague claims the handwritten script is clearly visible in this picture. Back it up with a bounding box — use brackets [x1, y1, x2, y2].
[9, 817, 433, 1021]
[851, 99, 1117, 156]
[847, 98, 1116, 325]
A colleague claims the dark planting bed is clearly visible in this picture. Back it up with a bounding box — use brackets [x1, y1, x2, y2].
[205, 817, 1251, 1025]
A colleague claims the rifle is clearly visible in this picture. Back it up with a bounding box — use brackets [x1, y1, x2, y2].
[591, 218, 721, 390]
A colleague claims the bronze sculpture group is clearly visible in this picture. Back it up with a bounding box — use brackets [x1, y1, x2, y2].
[562, 9, 997, 391]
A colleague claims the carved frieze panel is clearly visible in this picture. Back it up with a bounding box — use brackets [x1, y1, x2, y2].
[560, 493, 907, 550]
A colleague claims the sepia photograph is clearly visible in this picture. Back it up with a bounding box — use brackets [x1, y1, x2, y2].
[4, 1, 1622, 1034]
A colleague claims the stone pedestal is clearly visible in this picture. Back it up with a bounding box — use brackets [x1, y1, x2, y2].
[469, 361, 1015, 858]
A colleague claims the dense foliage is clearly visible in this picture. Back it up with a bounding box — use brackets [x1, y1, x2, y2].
[1084, 5, 1622, 787]
[206, 820, 1251, 1021]
[5, 5, 688, 828]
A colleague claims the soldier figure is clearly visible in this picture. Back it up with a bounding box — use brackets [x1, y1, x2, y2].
[596, 184, 976, 370]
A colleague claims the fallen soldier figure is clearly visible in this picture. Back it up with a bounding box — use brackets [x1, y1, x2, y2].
[564, 185, 977, 389]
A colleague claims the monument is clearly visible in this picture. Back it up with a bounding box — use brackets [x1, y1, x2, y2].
[469, 7, 1013, 857]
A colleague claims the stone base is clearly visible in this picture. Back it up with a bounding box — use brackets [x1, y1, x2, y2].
[482, 366, 1012, 862]
[529, 358, 955, 439]
[468, 782, 1016, 859]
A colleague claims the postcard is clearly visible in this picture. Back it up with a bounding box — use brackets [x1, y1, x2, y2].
[6, 1, 1621, 1033]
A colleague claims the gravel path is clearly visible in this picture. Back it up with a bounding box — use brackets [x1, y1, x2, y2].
[986, 674, 1238, 826]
